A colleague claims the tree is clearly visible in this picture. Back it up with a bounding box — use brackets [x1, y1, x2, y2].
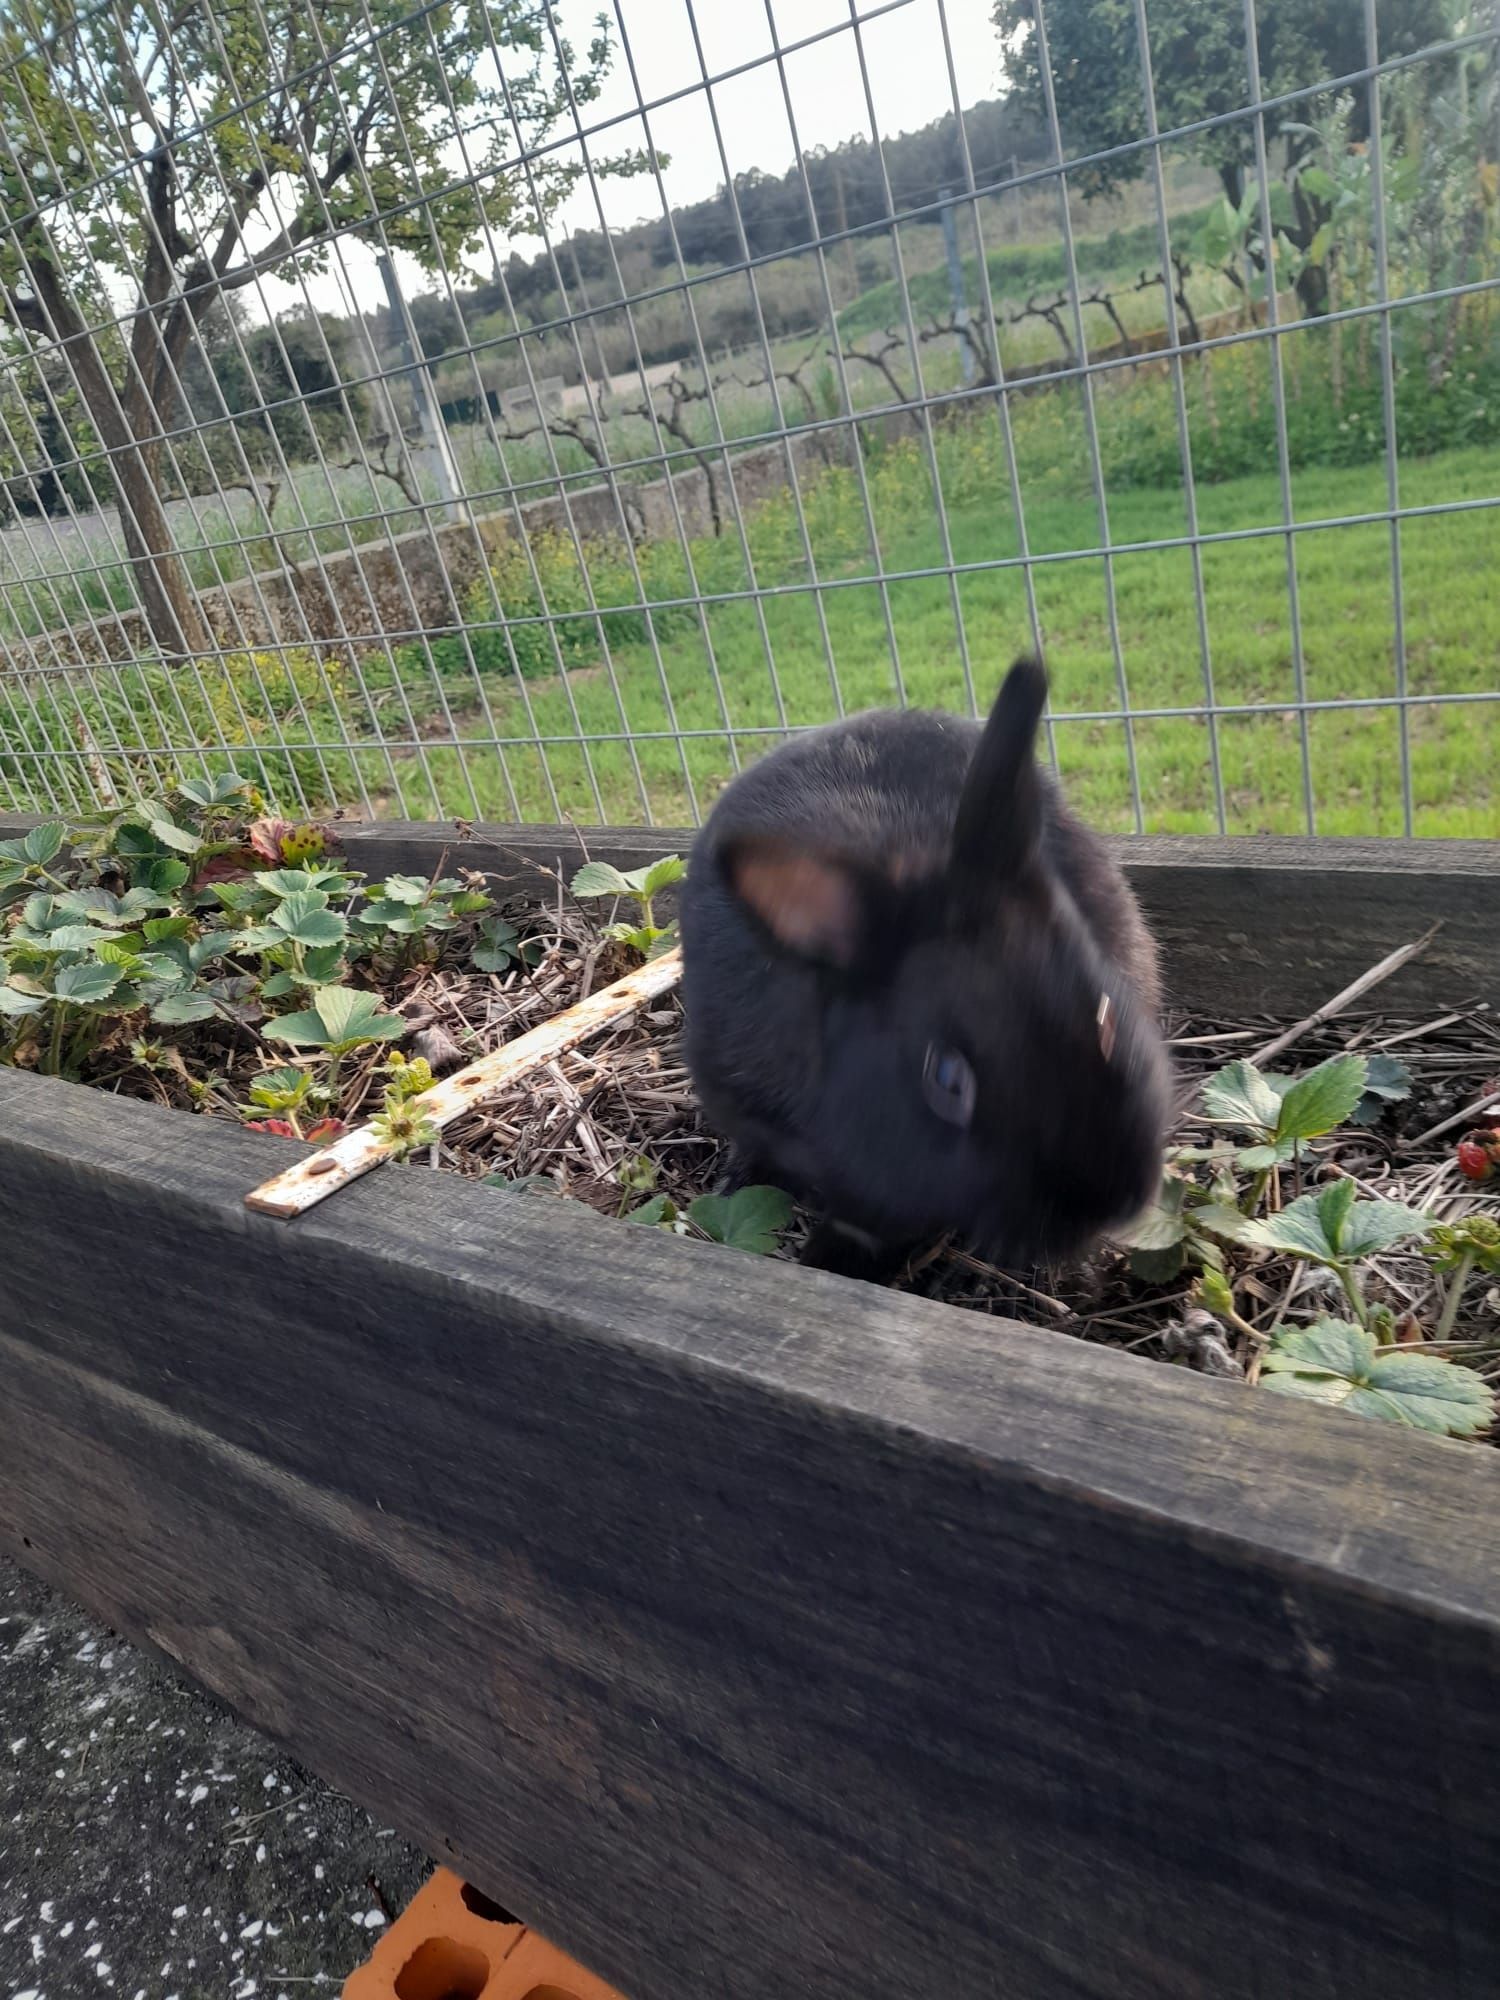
[0, 1, 648, 657]
[991, 0, 1450, 314]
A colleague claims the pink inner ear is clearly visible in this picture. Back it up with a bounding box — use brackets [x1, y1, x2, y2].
[729, 844, 862, 963]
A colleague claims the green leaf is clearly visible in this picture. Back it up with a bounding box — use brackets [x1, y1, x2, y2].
[1340, 1198, 1434, 1258]
[1266, 180, 1296, 228]
[53, 961, 124, 1005]
[1244, 1190, 1342, 1262]
[688, 1185, 794, 1255]
[1262, 1318, 1495, 1435]
[360, 898, 427, 931]
[1263, 1317, 1376, 1384]
[147, 819, 203, 855]
[473, 916, 521, 973]
[1246, 1187, 1432, 1264]
[1128, 1242, 1187, 1284]
[271, 892, 347, 948]
[43, 924, 113, 954]
[0, 821, 66, 866]
[1235, 1140, 1298, 1171]
[1192, 1202, 1261, 1244]
[262, 1007, 330, 1047]
[1298, 164, 1339, 202]
[140, 857, 190, 895]
[1274, 1054, 1367, 1143]
[176, 771, 251, 807]
[1116, 1176, 1186, 1251]
[94, 936, 148, 968]
[1201, 1058, 1283, 1133]
[258, 866, 347, 897]
[301, 944, 347, 983]
[0, 983, 47, 1017]
[376, 874, 430, 905]
[142, 916, 195, 944]
[639, 854, 687, 899]
[1358, 1352, 1497, 1436]
[151, 990, 220, 1025]
[308, 985, 405, 1046]
[570, 861, 633, 900]
[628, 1193, 679, 1228]
[1316, 1176, 1357, 1253]
[1351, 1054, 1413, 1127]
[259, 969, 300, 1000]
[211, 880, 269, 912]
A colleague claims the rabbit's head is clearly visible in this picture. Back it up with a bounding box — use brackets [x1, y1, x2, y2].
[720, 662, 1169, 1263]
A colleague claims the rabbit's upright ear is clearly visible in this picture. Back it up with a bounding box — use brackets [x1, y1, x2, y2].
[951, 657, 1048, 892]
[722, 835, 869, 967]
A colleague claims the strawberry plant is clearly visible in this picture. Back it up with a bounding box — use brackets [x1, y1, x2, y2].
[570, 855, 686, 959]
[263, 985, 406, 1088]
[630, 1181, 794, 1255]
[1426, 1216, 1500, 1340]
[1123, 1048, 1494, 1438]
[1261, 1319, 1495, 1436]
[355, 872, 494, 971]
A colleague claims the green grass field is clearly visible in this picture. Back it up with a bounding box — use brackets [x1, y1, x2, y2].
[376, 423, 1500, 838]
[4, 303, 1496, 839]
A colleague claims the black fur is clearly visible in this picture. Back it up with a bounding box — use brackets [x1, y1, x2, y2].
[679, 660, 1170, 1272]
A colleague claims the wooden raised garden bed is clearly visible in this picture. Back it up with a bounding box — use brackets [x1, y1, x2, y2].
[3, 816, 1500, 2000]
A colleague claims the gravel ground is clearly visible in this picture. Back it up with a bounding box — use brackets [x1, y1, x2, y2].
[0, 1559, 431, 2000]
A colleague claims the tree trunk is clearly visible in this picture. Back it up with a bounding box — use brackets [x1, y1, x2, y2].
[62, 315, 210, 660]
[111, 443, 210, 659]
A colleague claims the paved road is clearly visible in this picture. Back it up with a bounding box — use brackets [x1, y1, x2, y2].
[1, 1558, 430, 2000]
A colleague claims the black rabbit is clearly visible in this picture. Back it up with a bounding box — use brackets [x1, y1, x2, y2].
[679, 659, 1170, 1278]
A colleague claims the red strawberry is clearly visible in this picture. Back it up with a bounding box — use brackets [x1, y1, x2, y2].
[1457, 1138, 1494, 1182]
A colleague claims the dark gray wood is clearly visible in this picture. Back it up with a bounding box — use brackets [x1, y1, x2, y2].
[334, 821, 1500, 1013]
[5, 813, 1497, 1012]
[2, 1067, 1498, 2000]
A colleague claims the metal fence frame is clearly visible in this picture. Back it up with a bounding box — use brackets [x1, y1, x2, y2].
[0, 0, 1497, 832]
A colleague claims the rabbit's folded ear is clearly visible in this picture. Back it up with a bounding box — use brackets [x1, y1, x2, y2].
[951, 656, 1048, 889]
[722, 835, 868, 966]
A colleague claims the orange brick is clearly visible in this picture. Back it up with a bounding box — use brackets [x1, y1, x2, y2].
[343, 1866, 629, 2000]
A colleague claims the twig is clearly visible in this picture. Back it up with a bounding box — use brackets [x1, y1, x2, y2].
[1249, 925, 1440, 1066]
[1405, 1088, 1500, 1152]
[945, 1247, 1073, 1319]
[1373, 1011, 1465, 1048]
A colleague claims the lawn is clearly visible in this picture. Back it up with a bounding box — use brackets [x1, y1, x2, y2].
[379, 423, 1500, 839]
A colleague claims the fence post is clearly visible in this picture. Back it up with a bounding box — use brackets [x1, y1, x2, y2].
[376, 250, 468, 525]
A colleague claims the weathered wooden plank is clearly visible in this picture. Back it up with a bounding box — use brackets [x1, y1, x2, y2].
[4, 813, 1497, 1012]
[2, 1068, 1498, 2000]
[333, 822, 1500, 1014]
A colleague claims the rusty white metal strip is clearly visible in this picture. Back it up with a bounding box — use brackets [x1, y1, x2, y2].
[244, 947, 682, 1219]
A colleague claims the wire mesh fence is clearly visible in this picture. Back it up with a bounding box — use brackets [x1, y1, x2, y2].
[0, 0, 1496, 836]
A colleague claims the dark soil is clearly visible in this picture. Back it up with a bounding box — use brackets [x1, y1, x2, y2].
[430, 978, 1500, 1385]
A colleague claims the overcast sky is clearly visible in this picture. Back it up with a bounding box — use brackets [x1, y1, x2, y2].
[258, 0, 1008, 322]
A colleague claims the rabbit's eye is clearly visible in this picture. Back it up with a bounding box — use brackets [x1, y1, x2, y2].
[923, 1043, 976, 1128]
